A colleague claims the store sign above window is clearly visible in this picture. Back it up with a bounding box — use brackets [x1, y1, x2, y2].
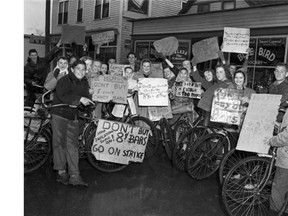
[91, 31, 115, 46]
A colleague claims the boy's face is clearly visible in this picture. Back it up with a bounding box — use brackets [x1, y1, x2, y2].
[274, 66, 287, 82]
[29, 52, 38, 63]
[57, 59, 68, 70]
[73, 64, 86, 80]
[124, 68, 133, 79]
[164, 68, 172, 79]
[92, 61, 101, 73]
[128, 54, 136, 65]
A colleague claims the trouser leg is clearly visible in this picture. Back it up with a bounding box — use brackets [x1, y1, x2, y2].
[270, 166, 288, 213]
[66, 119, 80, 176]
[51, 114, 67, 171]
[25, 90, 36, 107]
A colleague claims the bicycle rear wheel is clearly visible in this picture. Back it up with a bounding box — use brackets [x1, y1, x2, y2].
[172, 126, 206, 171]
[160, 118, 174, 160]
[127, 116, 159, 160]
[185, 132, 230, 180]
[222, 156, 275, 216]
[85, 127, 127, 172]
[24, 128, 52, 174]
[218, 149, 254, 184]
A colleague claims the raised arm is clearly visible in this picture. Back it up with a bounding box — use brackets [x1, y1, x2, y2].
[190, 58, 212, 90]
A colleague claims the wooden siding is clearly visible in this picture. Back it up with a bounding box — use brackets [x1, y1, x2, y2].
[119, 18, 133, 64]
[132, 4, 288, 35]
[51, 0, 121, 34]
[210, 2, 222, 11]
[236, 0, 249, 8]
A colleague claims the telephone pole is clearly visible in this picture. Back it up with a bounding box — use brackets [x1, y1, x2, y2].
[45, 0, 51, 54]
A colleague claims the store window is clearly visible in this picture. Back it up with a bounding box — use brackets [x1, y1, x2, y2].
[230, 36, 287, 91]
[58, 1, 68, 25]
[222, 1, 235, 10]
[134, 40, 191, 68]
[77, 0, 83, 22]
[128, 0, 149, 15]
[94, 0, 110, 19]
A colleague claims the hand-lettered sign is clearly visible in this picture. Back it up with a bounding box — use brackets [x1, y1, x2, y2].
[153, 36, 179, 56]
[222, 27, 250, 54]
[138, 78, 168, 106]
[175, 82, 202, 99]
[148, 100, 173, 121]
[61, 25, 86, 45]
[91, 119, 151, 164]
[236, 94, 281, 154]
[109, 64, 130, 76]
[91, 30, 115, 46]
[91, 75, 128, 104]
[210, 88, 245, 125]
[192, 37, 219, 63]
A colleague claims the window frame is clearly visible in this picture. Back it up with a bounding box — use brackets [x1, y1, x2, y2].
[94, 0, 110, 20]
[221, 0, 236, 10]
[77, 0, 83, 22]
[197, 3, 210, 13]
[58, 0, 69, 25]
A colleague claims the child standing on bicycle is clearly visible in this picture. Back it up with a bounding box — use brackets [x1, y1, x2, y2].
[50, 60, 94, 188]
[268, 107, 288, 215]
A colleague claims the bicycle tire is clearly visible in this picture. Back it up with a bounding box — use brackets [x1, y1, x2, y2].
[24, 128, 52, 174]
[185, 132, 230, 180]
[127, 116, 159, 160]
[160, 118, 174, 160]
[172, 126, 206, 171]
[221, 156, 275, 216]
[173, 120, 192, 144]
[85, 127, 127, 172]
[218, 149, 254, 184]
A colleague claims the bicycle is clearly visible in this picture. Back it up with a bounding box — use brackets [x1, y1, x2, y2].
[221, 148, 277, 216]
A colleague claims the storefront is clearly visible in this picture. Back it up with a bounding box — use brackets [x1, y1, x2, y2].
[131, 3, 288, 89]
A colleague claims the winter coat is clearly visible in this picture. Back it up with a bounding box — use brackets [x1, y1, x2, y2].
[270, 109, 288, 169]
[50, 71, 91, 120]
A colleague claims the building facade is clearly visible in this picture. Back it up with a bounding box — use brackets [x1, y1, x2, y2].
[131, 0, 288, 89]
[50, 0, 182, 64]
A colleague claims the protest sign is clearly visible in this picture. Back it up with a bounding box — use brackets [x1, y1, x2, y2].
[171, 97, 194, 114]
[192, 37, 219, 63]
[91, 30, 115, 46]
[61, 25, 85, 45]
[91, 75, 128, 104]
[175, 82, 202, 99]
[222, 27, 250, 54]
[138, 78, 168, 106]
[236, 94, 281, 154]
[153, 36, 179, 56]
[148, 100, 173, 121]
[109, 64, 130, 76]
[210, 88, 245, 125]
[91, 119, 151, 164]
[151, 63, 164, 78]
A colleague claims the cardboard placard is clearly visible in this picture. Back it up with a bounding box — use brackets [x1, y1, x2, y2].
[175, 82, 202, 99]
[192, 37, 219, 63]
[138, 78, 168, 106]
[109, 64, 130, 76]
[148, 100, 173, 121]
[236, 94, 281, 154]
[91, 119, 150, 164]
[91, 75, 128, 104]
[91, 30, 115, 46]
[153, 36, 179, 56]
[171, 97, 194, 114]
[222, 27, 250, 54]
[210, 88, 245, 125]
[61, 25, 86, 45]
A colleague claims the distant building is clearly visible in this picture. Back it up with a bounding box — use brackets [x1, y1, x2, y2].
[24, 34, 45, 64]
[50, 0, 182, 64]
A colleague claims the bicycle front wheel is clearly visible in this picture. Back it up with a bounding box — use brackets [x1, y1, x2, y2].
[24, 128, 52, 174]
[127, 116, 159, 160]
[85, 127, 127, 172]
[173, 120, 192, 144]
[222, 156, 275, 216]
[185, 132, 230, 180]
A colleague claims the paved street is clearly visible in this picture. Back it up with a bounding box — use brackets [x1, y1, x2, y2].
[25, 147, 226, 216]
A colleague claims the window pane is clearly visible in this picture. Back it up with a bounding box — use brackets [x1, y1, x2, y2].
[64, 1, 68, 12]
[102, 2, 109, 18]
[63, 12, 68, 24]
[77, 8, 83, 22]
[94, 5, 101, 19]
[58, 13, 63, 24]
[198, 3, 210, 13]
[59, 2, 63, 12]
[78, 0, 83, 9]
[96, 0, 102, 6]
